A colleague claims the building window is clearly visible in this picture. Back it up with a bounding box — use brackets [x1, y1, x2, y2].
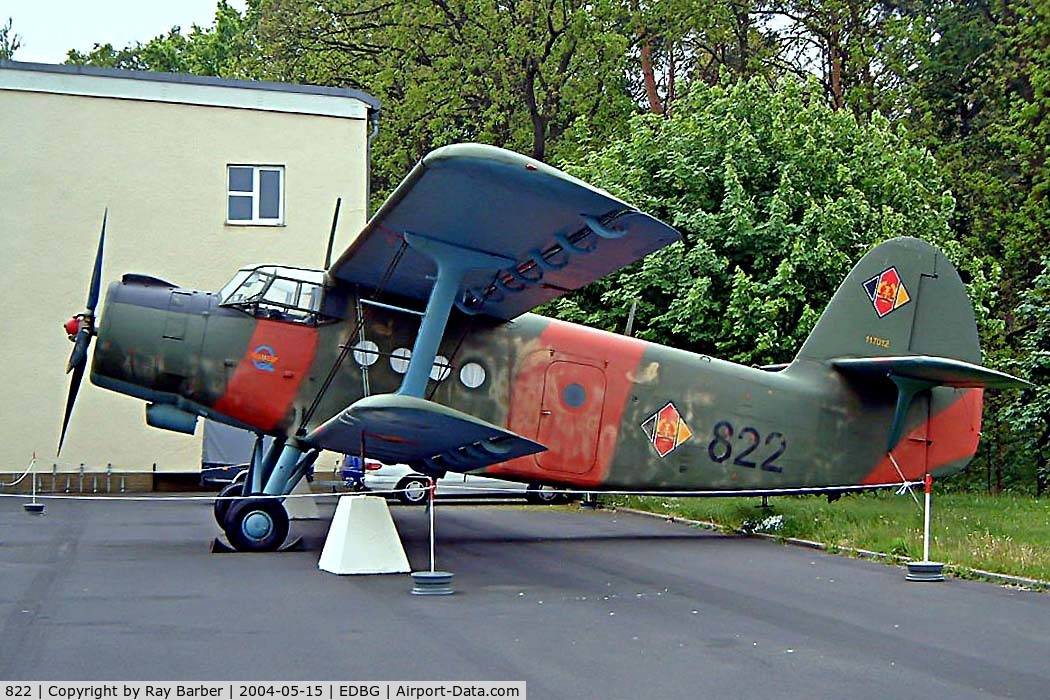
[227, 165, 284, 225]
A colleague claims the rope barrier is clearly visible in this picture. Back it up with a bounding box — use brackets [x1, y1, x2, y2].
[0, 457, 36, 488]
[0, 479, 924, 503]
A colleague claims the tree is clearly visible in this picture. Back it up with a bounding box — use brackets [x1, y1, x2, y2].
[252, 0, 634, 198]
[551, 77, 982, 367]
[758, 0, 928, 119]
[65, 1, 255, 77]
[627, 0, 779, 116]
[1, 17, 21, 60]
[1002, 259, 1050, 493]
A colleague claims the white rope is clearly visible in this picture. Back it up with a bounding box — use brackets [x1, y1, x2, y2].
[0, 480, 923, 503]
[0, 457, 36, 488]
[886, 452, 923, 508]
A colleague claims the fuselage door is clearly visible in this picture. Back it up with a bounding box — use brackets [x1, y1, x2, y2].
[536, 361, 606, 474]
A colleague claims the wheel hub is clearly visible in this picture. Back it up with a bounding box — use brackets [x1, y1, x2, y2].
[243, 510, 273, 540]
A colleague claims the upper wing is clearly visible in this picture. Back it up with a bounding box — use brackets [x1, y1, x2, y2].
[328, 143, 680, 320]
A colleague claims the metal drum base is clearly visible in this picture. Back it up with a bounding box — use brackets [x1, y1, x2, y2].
[906, 561, 945, 582]
[23, 503, 45, 514]
[411, 571, 455, 595]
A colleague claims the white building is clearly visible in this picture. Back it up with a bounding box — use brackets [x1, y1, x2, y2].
[0, 60, 378, 481]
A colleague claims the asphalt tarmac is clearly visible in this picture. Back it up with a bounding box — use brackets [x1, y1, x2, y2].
[0, 495, 1046, 699]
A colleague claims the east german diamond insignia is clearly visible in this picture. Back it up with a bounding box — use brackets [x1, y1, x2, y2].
[641, 402, 694, 458]
[862, 266, 911, 318]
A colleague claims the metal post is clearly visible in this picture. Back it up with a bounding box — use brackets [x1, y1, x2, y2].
[410, 478, 454, 595]
[106, 464, 112, 493]
[429, 479, 436, 573]
[79, 464, 84, 492]
[906, 473, 944, 582]
[923, 474, 932, 562]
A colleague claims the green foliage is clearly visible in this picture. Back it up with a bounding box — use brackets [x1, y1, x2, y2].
[610, 492, 1050, 580]
[1, 17, 21, 60]
[252, 0, 635, 201]
[1004, 259, 1050, 486]
[557, 77, 959, 365]
[65, 1, 255, 77]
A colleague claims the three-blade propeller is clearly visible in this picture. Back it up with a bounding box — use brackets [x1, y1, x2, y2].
[58, 210, 106, 455]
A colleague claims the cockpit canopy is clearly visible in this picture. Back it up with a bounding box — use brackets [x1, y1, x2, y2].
[219, 265, 335, 324]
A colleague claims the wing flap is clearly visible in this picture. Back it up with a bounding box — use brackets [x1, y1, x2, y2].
[328, 144, 680, 320]
[305, 394, 546, 471]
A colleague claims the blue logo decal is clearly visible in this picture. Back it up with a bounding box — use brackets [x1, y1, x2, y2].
[250, 345, 279, 372]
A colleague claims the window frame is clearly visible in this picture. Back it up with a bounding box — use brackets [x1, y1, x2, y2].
[218, 265, 337, 326]
[226, 164, 286, 226]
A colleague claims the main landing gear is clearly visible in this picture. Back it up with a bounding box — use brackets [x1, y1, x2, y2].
[213, 436, 317, 552]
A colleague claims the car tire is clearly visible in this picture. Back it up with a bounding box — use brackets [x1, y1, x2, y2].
[526, 483, 565, 505]
[397, 477, 431, 506]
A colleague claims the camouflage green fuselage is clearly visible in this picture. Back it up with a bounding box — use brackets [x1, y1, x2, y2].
[92, 274, 980, 491]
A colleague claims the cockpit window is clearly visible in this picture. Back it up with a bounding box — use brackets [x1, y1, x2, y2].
[218, 265, 333, 325]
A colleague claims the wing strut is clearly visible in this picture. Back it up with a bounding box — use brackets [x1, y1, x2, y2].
[397, 232, 514, 398]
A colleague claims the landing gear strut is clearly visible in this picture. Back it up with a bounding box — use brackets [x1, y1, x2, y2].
[212, 436, 318, 552]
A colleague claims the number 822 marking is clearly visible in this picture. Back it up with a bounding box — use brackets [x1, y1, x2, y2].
[707, 421, 786, 473]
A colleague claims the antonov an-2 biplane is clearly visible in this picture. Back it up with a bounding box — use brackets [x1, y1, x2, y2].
[60, 144, 1028, 551]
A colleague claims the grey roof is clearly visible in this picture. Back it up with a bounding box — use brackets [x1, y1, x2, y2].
[0, 59, 381, 112]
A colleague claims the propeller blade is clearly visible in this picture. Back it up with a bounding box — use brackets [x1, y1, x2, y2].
[86, 209, 107, 313]
[66, 328, 92, 374]
[58, 358, 86, 456]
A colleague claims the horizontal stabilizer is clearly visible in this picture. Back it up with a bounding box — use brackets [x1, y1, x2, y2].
[832, 355, 1031, 389]
[305, 394, 546, 472]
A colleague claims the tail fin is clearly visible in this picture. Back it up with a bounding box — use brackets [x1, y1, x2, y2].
[793, 237, 1028, 460]
[795, 237, 981, 364]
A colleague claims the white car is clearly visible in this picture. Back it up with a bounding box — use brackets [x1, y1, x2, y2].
[361, 463, 573, 506]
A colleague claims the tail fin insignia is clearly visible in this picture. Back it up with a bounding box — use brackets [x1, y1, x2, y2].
[863, 266, 911, 318]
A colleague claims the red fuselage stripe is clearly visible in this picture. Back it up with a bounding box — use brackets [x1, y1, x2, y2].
[213, 320, 319, 432]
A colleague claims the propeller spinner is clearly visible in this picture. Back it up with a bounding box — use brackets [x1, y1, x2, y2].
[58, 210, 106, 455]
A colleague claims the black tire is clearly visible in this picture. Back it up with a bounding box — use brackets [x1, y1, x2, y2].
[213, 481, 246, 527]
[397, 477, 431, 506]
[526, 483, 565, 505]
[223, 497, 289, 552]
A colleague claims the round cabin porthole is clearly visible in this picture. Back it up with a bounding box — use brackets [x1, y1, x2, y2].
[390, 347, 412, 374]
[352, 340, 379, 367]
[459, 362, 486, 389]
[431, 355, 452, 381]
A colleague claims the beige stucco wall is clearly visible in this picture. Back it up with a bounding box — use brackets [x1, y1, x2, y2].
[0, 74, 370, 474]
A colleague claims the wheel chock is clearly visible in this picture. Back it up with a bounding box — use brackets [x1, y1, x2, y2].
[279, 536, 305, 552]
[211, 535, 304, 553]
[210, 536, 237, 554]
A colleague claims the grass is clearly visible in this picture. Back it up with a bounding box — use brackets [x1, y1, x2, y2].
[605, 491, 1050, 583]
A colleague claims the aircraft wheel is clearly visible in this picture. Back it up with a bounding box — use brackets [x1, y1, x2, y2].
[223, 498, 289, 552]
[213, 481, 245, 527]
[397, 477, 431, 506]
[526, 484, 565, 505]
